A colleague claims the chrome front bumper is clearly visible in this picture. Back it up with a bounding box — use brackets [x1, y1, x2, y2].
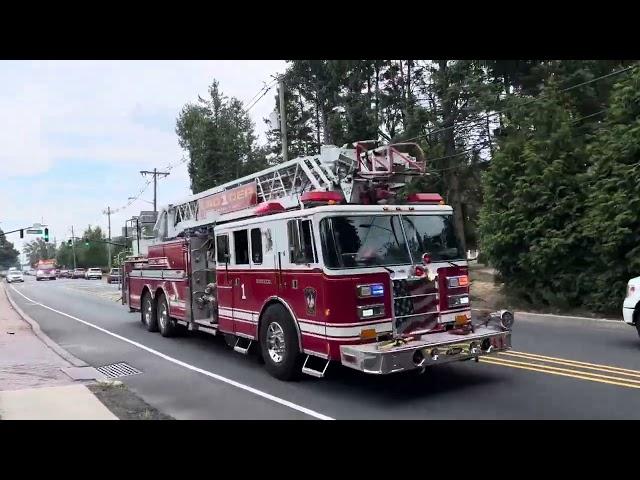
[339, 325, 512, 375]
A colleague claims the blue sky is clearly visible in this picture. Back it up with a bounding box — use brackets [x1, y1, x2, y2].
[0, 60, 287, 262]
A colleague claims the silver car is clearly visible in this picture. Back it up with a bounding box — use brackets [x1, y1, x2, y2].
[6, 268, 24, 283]
[85, 268, 103, 280]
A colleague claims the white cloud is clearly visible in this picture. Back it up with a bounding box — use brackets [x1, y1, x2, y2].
[0, 60, 287, 260]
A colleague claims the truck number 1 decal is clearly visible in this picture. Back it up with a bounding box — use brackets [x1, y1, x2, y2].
[241, 283, 246, 300]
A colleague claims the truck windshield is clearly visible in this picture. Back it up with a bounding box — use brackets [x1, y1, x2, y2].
[320, 215, 410, 268]
[320, 214, 463, 269]
[401, 215, 465, 262]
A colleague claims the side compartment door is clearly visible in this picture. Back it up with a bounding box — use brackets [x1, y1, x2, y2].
[187, 236, 214, 323]
[215, 233, 234, 333]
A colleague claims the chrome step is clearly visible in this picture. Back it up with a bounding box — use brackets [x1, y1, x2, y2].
[301, 355, 330, 378]
[233, 337, 252, 355]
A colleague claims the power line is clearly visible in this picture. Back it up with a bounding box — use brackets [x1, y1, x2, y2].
[403, 63, 639, 144]
[245, 82, 277, 114]
[243, 79, 277, 109]
[422, 108, 611, 174]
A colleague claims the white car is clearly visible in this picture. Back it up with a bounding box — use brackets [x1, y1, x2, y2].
[6, 268, 24, 283]
[623, 276, 640, 336]
[85, 268, 103, 280]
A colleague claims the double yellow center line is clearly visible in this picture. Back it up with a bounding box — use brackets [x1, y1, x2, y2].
[480, 350, 640, 389]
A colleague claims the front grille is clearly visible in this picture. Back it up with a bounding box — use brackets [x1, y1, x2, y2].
[392, 279, 439, 335]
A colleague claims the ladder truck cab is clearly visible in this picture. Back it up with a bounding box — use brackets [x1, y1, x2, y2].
[123, 141, 514, 380]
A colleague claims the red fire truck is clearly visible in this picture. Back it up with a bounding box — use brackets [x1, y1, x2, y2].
[123, 142, 514, 380]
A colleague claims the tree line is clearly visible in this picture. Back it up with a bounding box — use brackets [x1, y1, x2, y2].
[176, 60, 639, 313]
[20, 225, 130, 270]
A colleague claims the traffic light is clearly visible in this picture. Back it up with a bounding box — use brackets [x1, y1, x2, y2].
[67, 239, 72, 246]
[43, 228, 49, 242]
[84, 239, 90, 247]
[20, 229, 24, 239]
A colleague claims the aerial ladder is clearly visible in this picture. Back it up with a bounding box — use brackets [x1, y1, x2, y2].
[154, 141, 426, 240]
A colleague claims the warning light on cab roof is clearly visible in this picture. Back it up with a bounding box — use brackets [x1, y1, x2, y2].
[300, 191, 345, 206]
[407, 193, 444, 204]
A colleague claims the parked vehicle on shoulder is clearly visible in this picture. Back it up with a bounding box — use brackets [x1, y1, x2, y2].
[623, 276, 640, 337]
[107, 268, 121, 284]
[58, 269, 70, 278]
[85, 268, 103, 280]
[6, 268, 24, 283]
[71, 268, 86, 279]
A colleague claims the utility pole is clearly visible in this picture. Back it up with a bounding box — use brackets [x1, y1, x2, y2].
[71, 225, 77, 269]
[278, 75, 288, 162]
[103, 206, 112, 271]
[140, 168, 170, 213]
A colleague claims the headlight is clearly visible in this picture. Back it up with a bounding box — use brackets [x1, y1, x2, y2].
[448, 294, 469, 308]
[447, 275, 469, 288]
[356, 283, 384, 298]
[37, 270, 43, 275]
[628, 284, 636, 298]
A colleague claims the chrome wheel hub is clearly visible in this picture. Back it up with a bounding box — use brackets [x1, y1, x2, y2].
[266, 322, 286, 364]
[145, 300, 152, 324]
[159, 303, 167, 329]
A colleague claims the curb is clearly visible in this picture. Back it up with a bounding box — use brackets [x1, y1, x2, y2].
[471, 308, 623, 324]
[2, 283, 88, 367]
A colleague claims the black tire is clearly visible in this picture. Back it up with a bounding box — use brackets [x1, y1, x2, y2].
[141, 292, 158, 332]
[36, 278, 41, 281]
[259, 304, 302, 381]
[157, 293, 177, 337]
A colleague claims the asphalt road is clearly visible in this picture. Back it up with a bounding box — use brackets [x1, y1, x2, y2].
[6, 276, 640, 419]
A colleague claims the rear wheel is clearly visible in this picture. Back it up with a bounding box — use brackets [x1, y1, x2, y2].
[157, 294, 177, 337]
[141, 292, 158, 332]
[259, 304, 302, 381]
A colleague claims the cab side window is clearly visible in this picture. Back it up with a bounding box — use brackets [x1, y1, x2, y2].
[233, 230, 249, 265]
[216, 235, 229, 263]
[287, 219, 316, 264]
[251, 228, 263, 264]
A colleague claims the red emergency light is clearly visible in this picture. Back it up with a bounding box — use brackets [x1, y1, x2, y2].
[407, 193, 444, 204]
[300, 191, 344, 205]
[254, 202, 285, 216]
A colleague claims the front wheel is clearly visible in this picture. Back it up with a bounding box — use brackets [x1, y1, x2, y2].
[259, 304, 302, 381]
[157, 294, 177, 337]
[141, 292, 158, 332]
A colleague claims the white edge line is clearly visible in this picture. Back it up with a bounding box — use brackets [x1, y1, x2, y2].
[8, 286, 334, 421]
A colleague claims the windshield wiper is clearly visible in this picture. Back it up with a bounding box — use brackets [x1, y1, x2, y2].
[441, 259, 464, 268]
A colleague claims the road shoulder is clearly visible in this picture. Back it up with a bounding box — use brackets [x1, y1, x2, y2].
[88, 382, 174, 420]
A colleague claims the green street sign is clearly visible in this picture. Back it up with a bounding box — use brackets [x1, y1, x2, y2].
[26, 229, 43, 235]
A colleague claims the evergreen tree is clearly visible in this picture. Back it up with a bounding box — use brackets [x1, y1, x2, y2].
[579, 68, 640, 311]
[176, 80, 262, 193]
[0, 229, 20, 268]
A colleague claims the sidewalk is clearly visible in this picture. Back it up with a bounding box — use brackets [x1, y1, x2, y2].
[0, 283, 117, 420]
